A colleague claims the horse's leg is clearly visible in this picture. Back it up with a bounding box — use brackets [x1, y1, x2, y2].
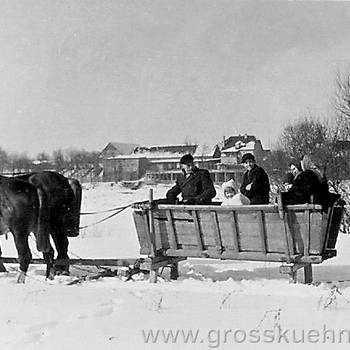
[43, 242, 55, 280]
[51, 228, 70, 275]
[13, 232, 32, 283]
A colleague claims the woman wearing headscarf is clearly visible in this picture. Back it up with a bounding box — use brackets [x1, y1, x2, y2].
[301, 155, 329, 206]
[283, 158, 321, 205]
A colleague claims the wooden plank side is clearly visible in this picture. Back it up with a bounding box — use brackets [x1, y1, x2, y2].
[164, 249, 324, 263]
[304, 209, 310, 256]
[308, 211, 324, 254]
[196, 211, 220, 248]
[236, 212, 261, 252]
[157, 203, 321, 211]
[153, 217, 171, 251]
[172, 219, 196, 245]
[214, 212, 236, 249]
[326, 206, 344, 249]
[170, 210, 194, 221]
[257, 210, 267, 254]
[288, 211, 306, 255]
[192, 210, 204, 251]
[132, 212, 151, 255]
[264, 212, 287, 253]
[165, 210, 178, 250]
[210, 211, 223, 252]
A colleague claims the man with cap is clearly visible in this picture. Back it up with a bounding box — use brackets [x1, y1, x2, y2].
[166, 154, 216, 205]
[240, 153, 270, 204]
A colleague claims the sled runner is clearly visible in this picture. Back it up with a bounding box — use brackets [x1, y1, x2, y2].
[132, 192, 344, 283]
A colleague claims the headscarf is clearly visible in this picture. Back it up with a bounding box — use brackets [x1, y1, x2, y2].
[301, 155, 323, 181]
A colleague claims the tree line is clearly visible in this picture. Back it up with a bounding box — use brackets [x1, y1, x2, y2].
[0, 148, 101, 174]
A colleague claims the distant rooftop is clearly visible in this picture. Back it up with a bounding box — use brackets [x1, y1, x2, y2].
[101, 142, 139, 156]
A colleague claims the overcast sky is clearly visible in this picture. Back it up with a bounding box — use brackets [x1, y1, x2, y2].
[1, 0, 350, 156]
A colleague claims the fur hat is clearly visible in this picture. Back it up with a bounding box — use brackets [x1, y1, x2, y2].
[180, 154, 194, 165]
[241, 153, 255, 163]
[222, 179, 236, 190]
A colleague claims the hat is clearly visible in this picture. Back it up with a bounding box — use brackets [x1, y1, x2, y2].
[222, 179, 236, 190]
[180, 154, 194, 165]
[241, 153, 255, 163]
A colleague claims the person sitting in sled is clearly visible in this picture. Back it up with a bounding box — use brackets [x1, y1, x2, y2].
[282, 158, 321, 205]
[221, 179, 250, 205]
[166, 154, 216, 205]
[240, 153, 270, 204]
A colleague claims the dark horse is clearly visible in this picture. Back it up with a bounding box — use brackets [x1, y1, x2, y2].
[16, 171, 82, 278]
[0, 176, 50, 283]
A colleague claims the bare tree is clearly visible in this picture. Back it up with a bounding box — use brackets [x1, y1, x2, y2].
[334, 70, 350, 128]
[278, 115, 331, 173]
[52, 149, 67, 172]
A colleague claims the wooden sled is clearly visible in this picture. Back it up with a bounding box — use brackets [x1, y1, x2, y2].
[132, 193, 344, 284]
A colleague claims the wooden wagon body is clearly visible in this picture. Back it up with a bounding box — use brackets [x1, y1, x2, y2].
[132, 199, 344, 283]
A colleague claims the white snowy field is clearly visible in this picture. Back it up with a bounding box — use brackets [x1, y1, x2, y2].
[1, 183, 350, 349]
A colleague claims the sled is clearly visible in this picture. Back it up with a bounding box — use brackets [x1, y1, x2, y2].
[132, 193, 344, 284]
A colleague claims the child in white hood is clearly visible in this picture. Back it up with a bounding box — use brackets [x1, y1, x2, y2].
[221, 179, 250, 205]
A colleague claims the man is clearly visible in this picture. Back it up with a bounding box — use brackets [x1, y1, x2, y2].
[166, 154, 216, 205]
[240, 153, 270, 204]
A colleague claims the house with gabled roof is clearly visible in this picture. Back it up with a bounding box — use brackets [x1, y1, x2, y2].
[100, 142, 139, 158]
[100, 135, 269, 183]
[100, 142, 221, 182]
[220, 134, 270, 167]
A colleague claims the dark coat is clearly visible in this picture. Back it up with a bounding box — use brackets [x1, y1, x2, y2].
[283, 169, 320, 205]
[240, 165, 270, 204]
[166, 167, 216, 205]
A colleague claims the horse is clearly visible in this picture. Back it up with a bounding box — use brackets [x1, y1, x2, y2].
[0, 176, 50, 283]
[16, 171, 82, 278]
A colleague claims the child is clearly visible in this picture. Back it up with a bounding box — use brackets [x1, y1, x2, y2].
[221, 179, 250, 205]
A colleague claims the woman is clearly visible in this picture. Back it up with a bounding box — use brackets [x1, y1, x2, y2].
[283, 159, 321, 205]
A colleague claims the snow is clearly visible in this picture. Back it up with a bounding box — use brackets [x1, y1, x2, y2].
[1, 183, 350, 349]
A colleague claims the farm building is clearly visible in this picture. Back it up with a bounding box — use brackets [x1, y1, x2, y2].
[220, 134, 270, 167]
[141, 144, 221, 183]
[100, 142, 142, 181]
[102, 155, 149, 182]
[100, 135, 270, 183]
[100, 142, 139, 158]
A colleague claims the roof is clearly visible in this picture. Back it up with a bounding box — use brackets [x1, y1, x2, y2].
[221, 141, 256, 153]
[193, 144, 220, 157]
[222, 134, 257, 150]
[101, 142, 139, 156]
[134, 144, 197, 155]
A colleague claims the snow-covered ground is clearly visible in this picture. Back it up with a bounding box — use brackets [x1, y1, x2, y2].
[1, 183, 350, 349]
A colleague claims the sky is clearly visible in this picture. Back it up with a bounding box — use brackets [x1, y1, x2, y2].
[1, 0, 350, 156]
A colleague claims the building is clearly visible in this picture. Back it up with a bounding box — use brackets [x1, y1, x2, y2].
[220, 134, 270, 167]
[100, 142, 141, 181]
[102, 155, 149, 182]
[100, 135, 270, 184]
[100, 142, 139, 158]
[142, 144, 221, 183]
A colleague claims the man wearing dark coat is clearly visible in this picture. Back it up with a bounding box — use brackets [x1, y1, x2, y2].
[240, 153, 270, 204]
[166, 154, 216, 205]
